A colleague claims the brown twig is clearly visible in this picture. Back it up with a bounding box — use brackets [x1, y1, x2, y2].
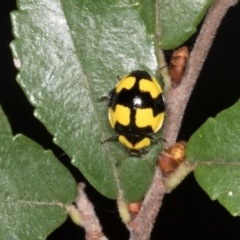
[75, 183, 108, 240]
[127, 0, 238, 239]
[127, 167, 166, 240]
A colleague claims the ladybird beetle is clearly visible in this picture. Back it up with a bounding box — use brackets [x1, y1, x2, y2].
[101, 70, 165, 155]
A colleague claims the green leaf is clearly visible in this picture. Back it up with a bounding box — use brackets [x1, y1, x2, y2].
[0, 105, 12, 134]
[186, 99, 240, 216]
[139, 0, 156, 34]
[0, 133, 76, 239]
[10, 0, 164, 202]
[158, 0, 213, 50]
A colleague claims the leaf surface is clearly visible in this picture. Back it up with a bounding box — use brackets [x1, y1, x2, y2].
[158, 0, 213, 50]
[0, 105, 12, 133]
[0, 133, 76, 239]
[10, 0, 211, 201]
[187, 100, 240, 216]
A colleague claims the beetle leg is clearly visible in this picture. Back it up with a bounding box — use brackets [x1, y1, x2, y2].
[127, 148, 148, 157]
[99, 88, 114, 107]
[157, 65, 167, 71]
[99, 95, 109, 101]
[101, 134, 119, 144]
[149, 134, 167, 144]
[149, 134, 158, 142]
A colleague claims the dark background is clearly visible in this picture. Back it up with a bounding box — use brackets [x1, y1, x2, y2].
[1, 1, 240, 240]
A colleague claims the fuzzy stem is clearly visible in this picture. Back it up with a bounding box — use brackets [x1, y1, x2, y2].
[128, 167, 166, 240]
[74, 183, 108, 240]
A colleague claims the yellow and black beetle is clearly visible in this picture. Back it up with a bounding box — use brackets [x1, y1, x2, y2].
[101, 70, 165, 155]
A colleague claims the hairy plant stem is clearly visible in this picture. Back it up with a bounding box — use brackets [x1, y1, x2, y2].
[74, 183, 108, 240]
[128, 0, 238, 240]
